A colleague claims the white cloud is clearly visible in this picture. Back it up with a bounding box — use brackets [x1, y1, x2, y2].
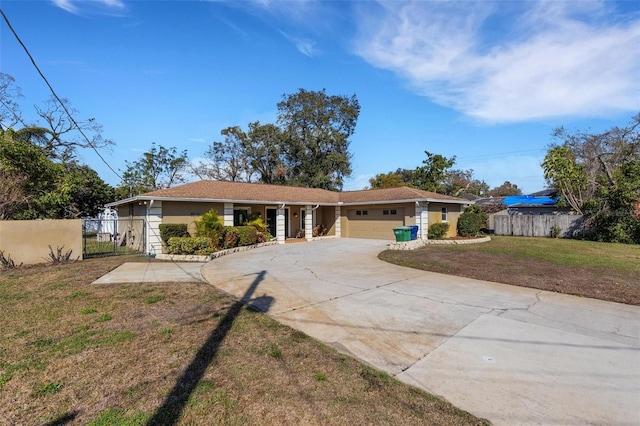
[52, 0, 126, 15]
[354, 0, 640, 123]
[279, 30, 318, 57]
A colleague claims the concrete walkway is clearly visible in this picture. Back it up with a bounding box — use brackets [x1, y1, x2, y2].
[92, 262, 206, 284]
[201, 238, 640, 426]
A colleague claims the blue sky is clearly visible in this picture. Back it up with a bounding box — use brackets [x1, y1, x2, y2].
[1, 0, 638, 194]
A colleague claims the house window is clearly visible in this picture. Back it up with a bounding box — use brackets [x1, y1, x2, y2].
[441, 207, 448, 221]
[356, 210, 368, 216]
[234, 209, 250, 226]
[383, 209, 397, 215]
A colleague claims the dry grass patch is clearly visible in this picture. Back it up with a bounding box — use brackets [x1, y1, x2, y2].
[1, 255, 486, 425]
[379, 236, 640, 305]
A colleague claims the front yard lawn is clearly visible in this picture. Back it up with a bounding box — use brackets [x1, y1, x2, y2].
[0, 255, 486, 425]
[379, 236, 640, 305]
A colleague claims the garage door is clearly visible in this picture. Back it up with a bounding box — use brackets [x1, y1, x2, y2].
[345, 207, 404, 239]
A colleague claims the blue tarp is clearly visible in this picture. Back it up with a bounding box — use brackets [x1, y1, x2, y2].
[503, 195, 557, 206]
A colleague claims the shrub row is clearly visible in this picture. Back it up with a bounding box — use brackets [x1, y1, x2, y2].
[159, 224, 190, 245]
[166, 225, 271, 255]
[166, 236, 213, 256]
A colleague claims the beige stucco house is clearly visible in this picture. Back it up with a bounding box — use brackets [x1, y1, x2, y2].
[106, 180, 470, 255]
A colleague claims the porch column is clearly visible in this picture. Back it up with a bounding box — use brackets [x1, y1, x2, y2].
[415, 202, 429, 240]
[334, 205, 341, 238]
[146, 200, 163, 255]
[223, 203, 234, 227]
[276, 205, 286, 244]
[305, 205, 313, 241]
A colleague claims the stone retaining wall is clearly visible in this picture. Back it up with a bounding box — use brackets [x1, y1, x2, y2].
[388, 236, 491, 250]
[156, 241, 280, 262]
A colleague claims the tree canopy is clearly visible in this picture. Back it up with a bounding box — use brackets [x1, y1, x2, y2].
[542, 113, 640, 243]
[197, 89, 359, 191]
[368, 151, 492, 198]
[117, 142, 189, 198]
[0, 129, 113, 219]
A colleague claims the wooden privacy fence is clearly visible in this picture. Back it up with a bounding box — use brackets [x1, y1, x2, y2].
[493, 214, 587, 238]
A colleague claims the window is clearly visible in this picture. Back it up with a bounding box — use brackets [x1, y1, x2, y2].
[234, 209, 250, 226]
[441, 207, 448, 221]
[356, 210, 368, 216]
[383, 209, 397, 215]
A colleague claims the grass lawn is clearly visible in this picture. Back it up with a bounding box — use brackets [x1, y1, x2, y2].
[379, 236, 640, 305]
[0, 255, 486, 425]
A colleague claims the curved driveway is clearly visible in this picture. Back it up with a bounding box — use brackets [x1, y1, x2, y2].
[201, 238, 640, 425]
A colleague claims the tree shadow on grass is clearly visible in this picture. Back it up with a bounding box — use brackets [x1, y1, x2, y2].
[146, 270, 268, 425]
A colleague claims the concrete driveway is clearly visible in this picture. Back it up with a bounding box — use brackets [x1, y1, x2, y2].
[201, 238, 640, 425]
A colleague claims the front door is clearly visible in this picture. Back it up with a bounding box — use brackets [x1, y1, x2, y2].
[266, 208, 289, 239]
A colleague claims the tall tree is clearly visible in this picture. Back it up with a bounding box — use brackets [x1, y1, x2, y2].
[118, 143, 188, 197]
[441, 169, 489, 197]
[277, 89, 359, 190]
[0, 129, 113, 219]
[0, 72, 23, 130]
[192, 126, 254, 182]
[542, 113, 640, 242]
[488, 181, 523, 197]
[244, 121, 286, 185]
[411, 151, 456, 192]
[368, 171, 407, 189]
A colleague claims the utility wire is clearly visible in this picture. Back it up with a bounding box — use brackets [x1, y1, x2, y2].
[0, 8, 122, 180]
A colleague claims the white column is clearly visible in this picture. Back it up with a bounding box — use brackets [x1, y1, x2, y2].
[147, 200, 163, 254]
[276, 205, 286, 244]
[305, 205, 313, 241]
[334, 205, 341, 237]
[223, 203, 234, 226]
[415, 202, 429, 240]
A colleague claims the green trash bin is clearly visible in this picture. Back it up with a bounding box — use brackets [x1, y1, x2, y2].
[393, 226, 411, 242]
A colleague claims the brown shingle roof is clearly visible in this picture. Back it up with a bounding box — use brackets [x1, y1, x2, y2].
[339, 186, 466, 204]
[141, 180, 339, 204]
[112, 180, 468, 206]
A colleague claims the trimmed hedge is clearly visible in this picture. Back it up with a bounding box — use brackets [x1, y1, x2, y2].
[159, 224, 190, 246]
[166, 236, 213, 255]
[428, 222, 450, 240]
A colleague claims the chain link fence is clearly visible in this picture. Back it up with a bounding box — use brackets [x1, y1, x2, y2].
[82, 218, 145, 258]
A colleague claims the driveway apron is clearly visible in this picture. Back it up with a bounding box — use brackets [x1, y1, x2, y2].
[200, 238, 640, 425]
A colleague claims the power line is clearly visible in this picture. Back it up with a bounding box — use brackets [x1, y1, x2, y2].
[457, 148, 545, 161]
[0, 8, 122, 180]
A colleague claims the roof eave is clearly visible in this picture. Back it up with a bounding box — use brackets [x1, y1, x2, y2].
[339, 197, 472, 206]
[106, 196, 338, 206]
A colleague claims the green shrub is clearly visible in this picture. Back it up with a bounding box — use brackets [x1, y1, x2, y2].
[195, 209, 224, 247]
[235, 226, 258, 246]
[428, 222, 450, 240]
[166, 236, 213, 255]
[457, 205, 488, 237]
[222, 229, 239, 249]
[245, 213, 268, 233]
[221, 226, 258, 249]
[159, 224, 189, 246]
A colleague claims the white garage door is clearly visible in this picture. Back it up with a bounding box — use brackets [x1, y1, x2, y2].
[345, 207, 404, 239]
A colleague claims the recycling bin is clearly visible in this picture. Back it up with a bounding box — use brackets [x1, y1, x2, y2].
[393, 226, 411, 242]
